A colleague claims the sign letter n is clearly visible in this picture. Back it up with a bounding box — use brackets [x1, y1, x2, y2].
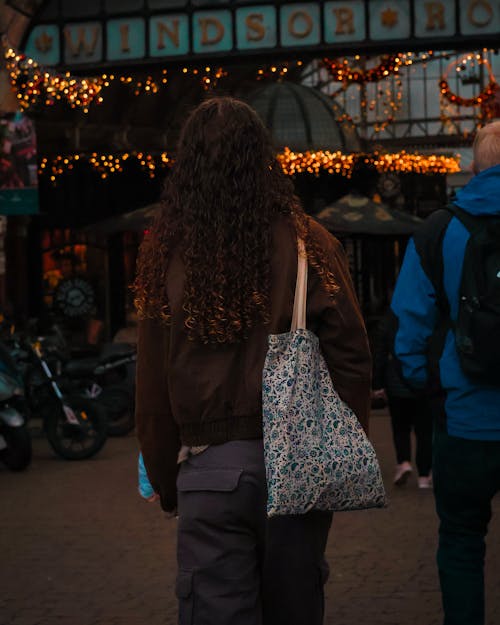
[157, 19, 180, 49]
[64, 26, 100, 57]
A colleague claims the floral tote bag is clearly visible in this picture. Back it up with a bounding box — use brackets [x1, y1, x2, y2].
[262, 240, 387, 517]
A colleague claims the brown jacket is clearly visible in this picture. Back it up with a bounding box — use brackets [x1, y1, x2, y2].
[136, 216, 372, 511]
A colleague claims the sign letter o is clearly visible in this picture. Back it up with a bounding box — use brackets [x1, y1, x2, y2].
[467, 0, 494, 27]
[288, 10, 313, 39]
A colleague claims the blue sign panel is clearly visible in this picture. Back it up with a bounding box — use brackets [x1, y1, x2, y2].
[414, 0, 455, 38]
[63, 22, 103, 65]
[280, 3, 321, 48]
[25, 25, 60, 66]
[236, 6, 277, 51]
[150, 14, 190, 56]
[369, 1, 411, 41]
[107, 18, 146, 61]
[461, 0, 500, 35]
[324, 0, 365, 43]
[192, 10, 232, 53]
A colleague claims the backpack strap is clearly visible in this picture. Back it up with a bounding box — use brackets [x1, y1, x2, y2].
[448, 204, 500, 234]
[413, 208, 453, 313]
[412, 208, 454, 397]
[447, 204, 477, 232]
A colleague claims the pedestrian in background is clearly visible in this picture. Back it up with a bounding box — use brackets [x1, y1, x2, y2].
[372, 308, 433, 488]
[391, 121, 500, 625]
[133, 97, 372, 625]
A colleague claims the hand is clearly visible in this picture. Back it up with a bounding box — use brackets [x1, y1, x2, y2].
[146, 493, 160, 503]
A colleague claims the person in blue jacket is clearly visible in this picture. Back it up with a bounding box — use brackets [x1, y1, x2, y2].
[391, 121, 500, 625]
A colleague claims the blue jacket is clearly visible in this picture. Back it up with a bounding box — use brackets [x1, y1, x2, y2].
[391, 164, 500, 441]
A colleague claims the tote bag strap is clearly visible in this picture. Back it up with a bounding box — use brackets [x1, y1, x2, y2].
[291, 239, 308, 332]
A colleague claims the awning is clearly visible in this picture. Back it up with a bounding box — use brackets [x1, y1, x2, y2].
[86, 193, 423, 237]
[316, 193, 422, 236]
[84, 202, 160, 234]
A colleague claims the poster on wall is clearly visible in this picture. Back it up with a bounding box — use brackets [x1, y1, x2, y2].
[0, 112, 39, 215]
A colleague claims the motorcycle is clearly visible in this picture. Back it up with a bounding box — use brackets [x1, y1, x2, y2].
[9, 333, 108, 461]
[44, 326, 136, 437]
[0, 342, 31, 471]
[64, 344, 136, 437]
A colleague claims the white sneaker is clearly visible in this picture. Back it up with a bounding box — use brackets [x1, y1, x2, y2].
[418, 475, 433, 489]
[394, 461, 412, 485]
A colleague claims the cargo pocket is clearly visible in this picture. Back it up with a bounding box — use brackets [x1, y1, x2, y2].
[176, 467, 243, 492]
[176, 569, 194, 625]
[177, 466, 244, 526]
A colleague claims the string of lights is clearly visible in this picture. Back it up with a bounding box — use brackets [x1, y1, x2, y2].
[322, 51, 465, 87]
[6, 38, 495, 141]
[3, 43, 228, 112]
[256, 60, 304, 80]
[4, 46, 106, 112]
[322, 54, 405, 84]
[363, 78, 403, 134]
[39, 152, 172, 181]
[439, 78, 498, 107]
[39, 148, 460, 184]
[369, 151, 460, 175]
[278, 148, 460, 176]
[439, 53, 498, 107]
[321, 53, 437, 135]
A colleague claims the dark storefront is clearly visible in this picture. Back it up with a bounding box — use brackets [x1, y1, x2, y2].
[1, 0, 499, 340]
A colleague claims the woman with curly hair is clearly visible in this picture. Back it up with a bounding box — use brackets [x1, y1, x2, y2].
[134, 97, 371, 625]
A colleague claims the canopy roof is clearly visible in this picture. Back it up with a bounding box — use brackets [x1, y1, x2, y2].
[86, 192, 423, 236]
[83, 201, 160, 234]
[316, 193, 422, 236]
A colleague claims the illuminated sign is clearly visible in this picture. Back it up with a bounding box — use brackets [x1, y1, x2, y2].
[23, 0, 500, 67]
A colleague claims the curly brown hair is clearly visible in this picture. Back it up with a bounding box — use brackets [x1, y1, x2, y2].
[134, 97, 339, 344]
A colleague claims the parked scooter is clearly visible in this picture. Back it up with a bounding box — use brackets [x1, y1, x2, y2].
[0, 342, 31, 471]
[8, 333, 108, 460]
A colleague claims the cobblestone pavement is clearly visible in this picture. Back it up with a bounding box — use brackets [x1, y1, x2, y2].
[1, 411, 499, 625]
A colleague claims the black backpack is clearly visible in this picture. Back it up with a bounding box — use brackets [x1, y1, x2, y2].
[449, 206, 500, 385]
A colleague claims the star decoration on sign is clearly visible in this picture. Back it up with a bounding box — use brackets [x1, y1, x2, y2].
[35, 32, 53, 53]
[381, 7, 398, 28]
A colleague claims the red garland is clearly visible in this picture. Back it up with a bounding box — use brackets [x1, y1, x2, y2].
[439, 78, 498, 107]
[323, 55, 399, 84]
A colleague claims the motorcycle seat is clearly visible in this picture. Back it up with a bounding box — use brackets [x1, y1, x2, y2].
[65, 357, 100, 377]
[99, 343, 136, 364]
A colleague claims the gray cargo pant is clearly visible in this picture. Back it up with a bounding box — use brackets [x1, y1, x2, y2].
[176, 439, 333, 625]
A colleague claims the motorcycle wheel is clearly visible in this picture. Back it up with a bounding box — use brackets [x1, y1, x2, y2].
[100, 386, 135, 437]
[0, 425, 32, 471]
[46, 396, 108, 460]
[108, 404, 135, 437]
